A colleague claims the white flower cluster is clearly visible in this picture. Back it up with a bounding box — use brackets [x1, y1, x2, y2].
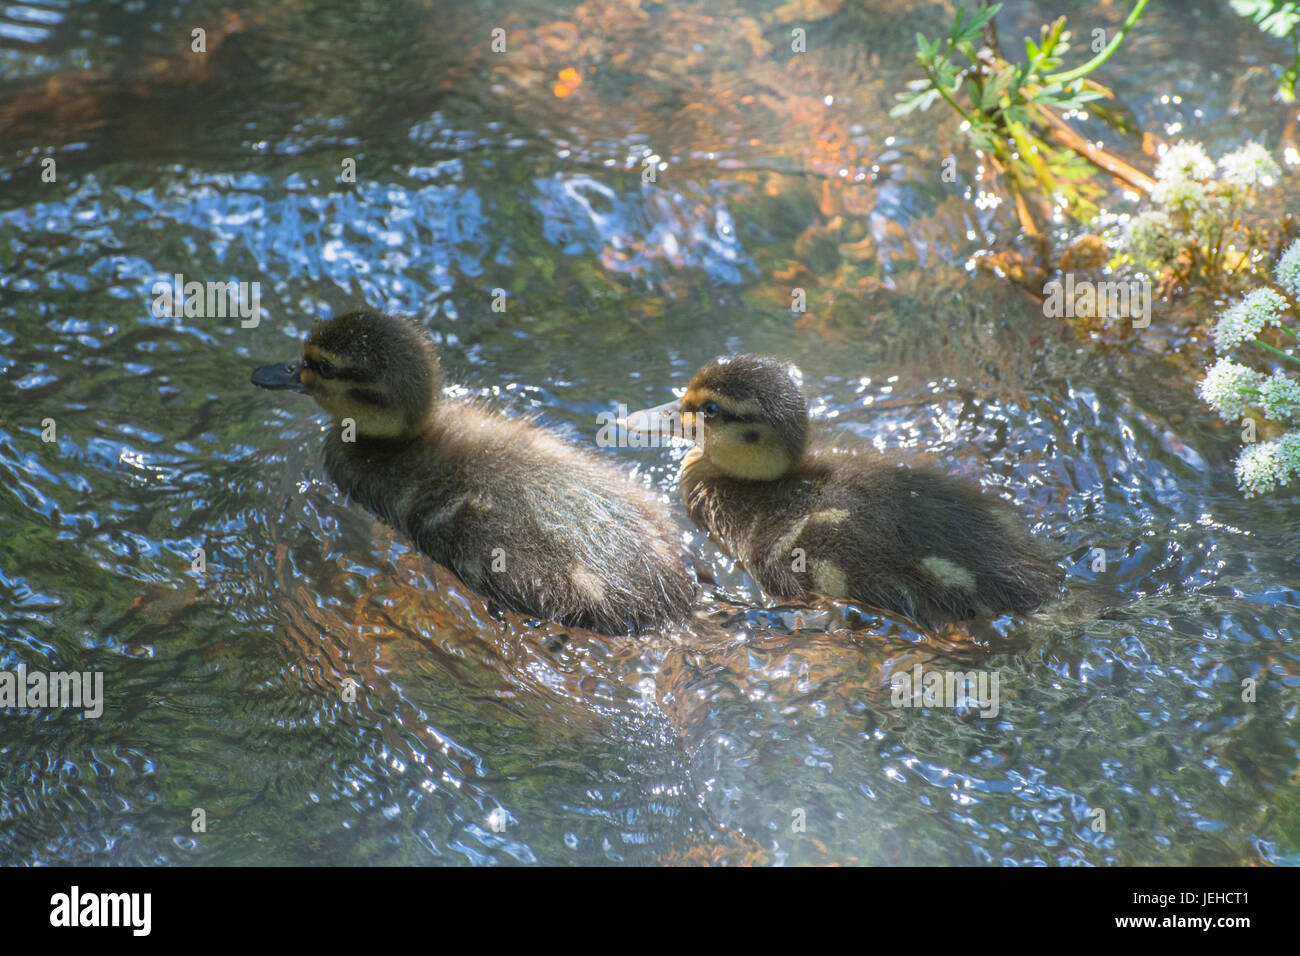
[1201, 241, 1300, 495]
[1276, 238, 1300, 301]
[1259, 369, 1300, 420]
[1149, 141, 1219, 216]
[1154, 141, 1215, 184]
[1218, 142, 1281, 191]
[1121, 209, 1177, 263]
[1212, 288, 1289, 350]
[1199, 357, 1264, 421]
[1235, 432, 1300, 497]
[1127, 140, 1281, 266]
[1154, 178, 1210, 214]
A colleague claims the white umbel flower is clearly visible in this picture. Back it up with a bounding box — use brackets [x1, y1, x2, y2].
[1259, 370, 1300, 421]
[1122, 209, 1178, 261]
[1217, 142, 1281, 190]
[1153, 176, 1210, 212]
[1154, 141, 1215, 183]
[1200, 357, 1266, 420]
[1213, 288, 1290, 351]
[1276, 238, 1300, 301]
[1235, 431, 1300, 496]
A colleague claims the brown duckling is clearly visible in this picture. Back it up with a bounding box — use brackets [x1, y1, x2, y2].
[252, 309, 695, 635]
[625, 354, 1061, 628]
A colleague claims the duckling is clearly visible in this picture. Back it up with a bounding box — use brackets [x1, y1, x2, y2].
[625, 354, 1061, 629]
[251, 309, 695, 635]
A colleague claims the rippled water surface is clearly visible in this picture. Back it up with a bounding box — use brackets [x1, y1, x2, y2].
[2, 0, 1298, 865]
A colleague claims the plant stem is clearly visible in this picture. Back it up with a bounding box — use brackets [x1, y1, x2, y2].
[1253, 338, 1300, 365]
[1036, 104, 1157, 192]
[1048, 0, 1150, 86]
[923, 63, 974, 125]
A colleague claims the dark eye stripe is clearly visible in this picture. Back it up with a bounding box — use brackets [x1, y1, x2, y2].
[684, 402, 761, 424]
[304, 357, 369, 382]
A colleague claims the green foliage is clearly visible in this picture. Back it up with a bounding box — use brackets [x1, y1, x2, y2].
[892, 1, 1148, 228]
[1230, 0, 1300, 101]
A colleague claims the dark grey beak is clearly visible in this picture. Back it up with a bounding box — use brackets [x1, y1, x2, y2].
[621, 399, 699, 442]
[251, 360, 305, 393]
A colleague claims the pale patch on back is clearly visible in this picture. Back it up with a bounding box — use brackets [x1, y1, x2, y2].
[768, 514, 810, 562]
[996, 509, 1028, 539]
[809, 508, 849, 525]
[422, 493, 469, 531]
[569, 562, 606, 603]
[810, 558, 849, 598]
[921, 556, 976, 591]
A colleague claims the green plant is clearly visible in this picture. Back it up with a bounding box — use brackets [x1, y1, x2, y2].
[891, 1, 1150, 232]
[1230, 0, 1300, 102]
[1200, 239, 1300, 496]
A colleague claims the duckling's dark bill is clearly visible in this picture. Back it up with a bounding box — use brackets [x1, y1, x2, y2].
[251, 360, 305, 392]
[623, 400, 698, 442]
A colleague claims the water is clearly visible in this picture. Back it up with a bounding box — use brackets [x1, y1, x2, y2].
[1, 0, 1297, 865]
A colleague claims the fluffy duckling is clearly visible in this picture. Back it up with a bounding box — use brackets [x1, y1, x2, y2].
[252, 310, 695, 635]
[626, 355, 1061, 628]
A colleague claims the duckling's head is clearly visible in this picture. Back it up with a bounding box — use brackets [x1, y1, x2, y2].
[629, 354, 808, 480]
[251, 310, 441, 439]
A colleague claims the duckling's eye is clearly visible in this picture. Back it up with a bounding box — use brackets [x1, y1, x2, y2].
[317, 360, 337, 379]
[699, 401, 720, 419]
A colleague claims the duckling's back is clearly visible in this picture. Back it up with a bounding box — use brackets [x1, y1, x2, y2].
[814, 460, 1062, 626]
[323, 401, 696, 635]
[687, 452, 1061, 628]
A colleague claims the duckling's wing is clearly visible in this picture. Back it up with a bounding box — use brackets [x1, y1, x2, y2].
[794, 464, 1059, 627]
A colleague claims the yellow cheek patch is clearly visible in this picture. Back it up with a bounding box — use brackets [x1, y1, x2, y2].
[997, 510, 1028, 539]
[709, 433, 791, 480]
[309, 380, 405, 438]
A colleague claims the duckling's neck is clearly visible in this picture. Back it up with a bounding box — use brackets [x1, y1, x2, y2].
[680, 448, 809, 548]
[329, 399, 436, 440]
